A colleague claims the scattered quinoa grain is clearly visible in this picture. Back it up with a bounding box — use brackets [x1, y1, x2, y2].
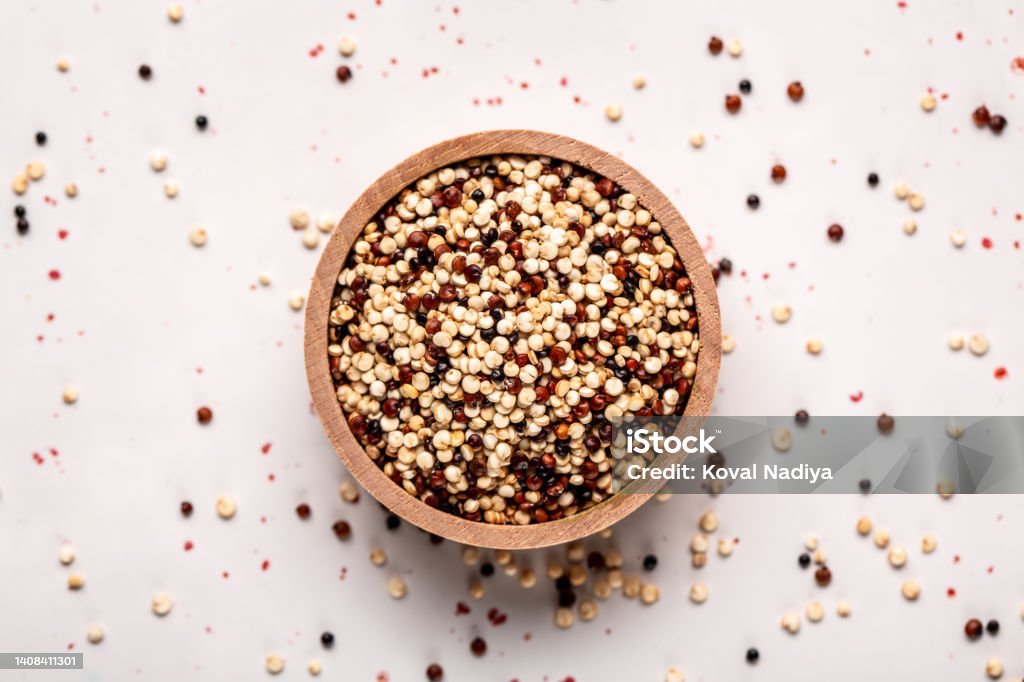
[874, 529, 890, 548]
[65, 182, 78, 198]
[968, 334, 989, 356]
[387, 575, 407, 599]
[727, 39, 743, 57]
[771, 164, 786, 182]
[920, 93, 937, 112]
[688, 581, 707, 604]
[86, 624, 104, 644]
[308, 659, 322, 676]
[877, 413, 895, 434]
[151, 593, 173, 616]
[62, 386, 79, 404]
[196, 406, 213, 424]
[641, 583, 661, 605]
[902, 218, 917, 235]
[921, 534, 937, 553]
[369, 547, 387, 566]
[725, 94, 742, 113]
[787, 81, 804, 101]
[338, 36, 357, 57]
[149, 150, 168, 172]
[856, 516, 872, 535]
[338, 480, 359, 503]
[68, 573, 85, 590]
[699, 510, 719, 533]
[469, 636, 487, 656]
[605, 104, 623, 122]
[302, 229, 321, 249]
[814, 566, 832, 587]
[805, 337, 823, 354]
[27, 161, 46, 181]
[180, 500, 193, 517]
[59, 545, 76, 565]
[837, 601, 851, 617]
[290, 209, 310, 230]
[555, 606, 574, 628]
[688, 131, 705, 148]
[163, 179, 179, 198]
[908, 193, 925, 211]
[718, 538, 734, 557]
[56, 57, 71, 72]
[166, 3, 184, 22]
[950, 229, 967, 248]
[771, 302, 792, 323]
[632, 75, 647, 89]
[986, 619, 999, 635]
[781, 612, 801, 634]
[721, 334, 736, 353]
[216, 496, 237, 519]
[335, 65, 353, 83]
[806, 600, 824, 622]
[265, 654, 284, 675]
[332, 520, 351, 540]
[707, 36, 723, 55]
[665, 666, 685, 682]
[579, 598, 599, 620]
[988, 115, 1007, 134]
[888, 545, 908, 568]
[770, 427, 792, 451]
[894, 182, 910, 199]
[189, 227, 208, 247]
[288, 293, 305, 311]
[901, 579, 921, 601]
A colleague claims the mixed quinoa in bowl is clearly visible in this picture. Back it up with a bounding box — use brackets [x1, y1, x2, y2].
[327, 154, 702, 525]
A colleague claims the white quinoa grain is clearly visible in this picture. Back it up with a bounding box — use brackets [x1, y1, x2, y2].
[721, 334, 735, 353]
[65, 182, 78, 198]
[727, 39, 743, 57]
[27, 161, 46, 181]
[771, 302, 792, 323]
[836, 601, 851, 617]
[856, 516, 872, 535]
[813, 549, 827, 565]
[805, 337, 823, 355]
[781, 612, 801, 634]
[68, 573, 85, 590]
[188, 227, 207, 247]
[689, 581, 708, 604]
[690, 533, 709, 553]
[62, 386, 79, 404]
[288, 293, 305, 311]
[804, 535, 818, 551]
[579, 598, 599, 620]
[151, 593, 173, 616]
[771, 427, 792, 452]
[632, 75, 647, 89]
[215, 495, 237, 519]
[308, 659, 322, 676]
[387, 575, 407, 599]
[369, 548, 387, 566]
[950, 229, 966, 248]
[641, 583, 661, 605]
[86, 624, 104, 644]
[698, 510, 719, 533]
[12, 172, 29, 195]
[265, 654, 284, 675]
[894, 182, 910, 200]
[605, 104, 623, 122]
[622, 575, 641, 599]
[986, 658, 1003, 679]
[688, 131, 705, 148]
[900, 579, 920, 600]
[555, 606, 574, 629]
[806, 600, 824, 622]
[290, 209, 310, 230]
[873, 529, 890, 549]
[665, 666, 685, 682]
[888, 545, 908, 568]
[149, 150, 168, 172]
[908, 193, 925, 211]
[302, 229, 321, 249]
[902, 217, 918, 235]
[59, 545, 76, 565]
[921, 534, 937, 554]
[519, 568, 537, 588]
[317, 212, 337, 234]
[338, 480, 359, 503]
[163, 179, 179, 198]
[947, 333, 964, 351]
[717, 538, 734, 557]
[56, 57, 71, 72]
[920, 93, 937, 112]
[968, 334, 989, 356]
[338, 36, 357, 57]
[167, 3, 184, 22]
[692, 552, 707, 569]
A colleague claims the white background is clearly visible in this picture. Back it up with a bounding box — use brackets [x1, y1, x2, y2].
[1, 0, 1023, 680]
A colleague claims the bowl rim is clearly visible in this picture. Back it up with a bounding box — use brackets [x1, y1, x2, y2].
[304, 129, 721, 549]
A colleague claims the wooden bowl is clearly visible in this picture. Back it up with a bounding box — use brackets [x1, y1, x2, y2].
[304, 130, 721, 549]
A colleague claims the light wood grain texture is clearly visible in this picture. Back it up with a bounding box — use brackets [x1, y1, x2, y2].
[304, 130, 721, 549]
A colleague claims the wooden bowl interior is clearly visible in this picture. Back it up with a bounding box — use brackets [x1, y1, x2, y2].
[304, 130, 721, 549]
